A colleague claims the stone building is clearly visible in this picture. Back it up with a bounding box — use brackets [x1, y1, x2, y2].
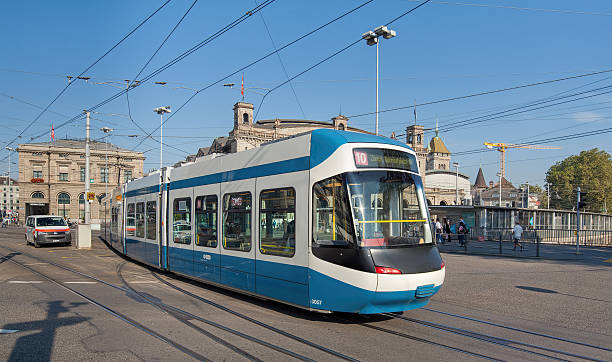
[202, 102, 368, 155]
[406, 123, 471, 205]
[17, 139, 144, 224]
[1, 177, 19, 217]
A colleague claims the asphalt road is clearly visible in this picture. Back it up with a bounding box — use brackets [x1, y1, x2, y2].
[1, 226, 610, 361]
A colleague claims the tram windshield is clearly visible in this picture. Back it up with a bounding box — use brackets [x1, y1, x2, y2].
[348, 171, 432, 247]
[313, 171, 432, 248]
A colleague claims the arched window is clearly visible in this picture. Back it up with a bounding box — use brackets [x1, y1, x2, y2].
[78, 193, 85, 220]
[31, 192, 45, 199]
[338, 124, 345, 131]
[58, 193, 71, 204]
[57, 192, 71, 218]
[243, 113, 249, 124]
[440, 200, 447, 206]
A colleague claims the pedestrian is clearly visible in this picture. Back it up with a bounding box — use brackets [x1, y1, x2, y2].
[435, 218, 444, 244]
[444, 218, 452, 243]
[513, 221, 523, 251]
[457, 217, 467, 246]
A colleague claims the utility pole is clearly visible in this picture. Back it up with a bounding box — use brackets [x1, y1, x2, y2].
[85, 110, 91, 224]
[497, 173, 502, 207]
[576, 187, 580, 254]
[4, 147, 13, 219]
[453, 162, 459, 205]
[547, 184, 550, 209]
[526, 181, 530, 208]
[154, 106, 171, 171]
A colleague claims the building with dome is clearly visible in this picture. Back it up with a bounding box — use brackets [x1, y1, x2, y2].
[405, 121, 471, 205]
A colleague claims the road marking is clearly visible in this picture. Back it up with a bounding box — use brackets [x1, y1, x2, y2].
[128, 281, 158, 284]
[604, 259, 612, 263]
[23, 263, 48, 266]
[0, 329, 19, 334]
[64, 281, 97, 284]
[8, 281, 43, 284]
[61, 256, 75, 258]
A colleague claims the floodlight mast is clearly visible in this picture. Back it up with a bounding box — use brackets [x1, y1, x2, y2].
[362, 26, 396, 135]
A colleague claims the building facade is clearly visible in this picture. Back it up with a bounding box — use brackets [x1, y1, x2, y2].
[471, 168, 522, 207]
[1, 177, 19, 217]
[17, 139, 144, 224]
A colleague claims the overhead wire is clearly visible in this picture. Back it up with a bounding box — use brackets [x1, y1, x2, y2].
[254, 0, 306, 118]
[26, 0, 277, 144]
[253, 0, 433, 121]
[2, 0, 173, 152]
[125, 0, 200, 139]
[130, 0, 377, 151]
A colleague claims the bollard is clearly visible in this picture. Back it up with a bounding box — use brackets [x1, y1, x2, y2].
[536, 235, 540, 257]
[499, 233, 503, 255]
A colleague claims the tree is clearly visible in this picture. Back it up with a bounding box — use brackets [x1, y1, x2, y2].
[545, 149, 612, 212]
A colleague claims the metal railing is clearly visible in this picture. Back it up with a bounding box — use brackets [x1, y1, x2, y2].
[476, 228, 612, 247]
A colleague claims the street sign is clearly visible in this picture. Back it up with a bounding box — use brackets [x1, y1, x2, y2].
[90, 178, 94, 184]
[87, 192, 95, 201]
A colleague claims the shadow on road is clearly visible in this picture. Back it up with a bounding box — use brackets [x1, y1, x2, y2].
[3, 301, 89, 362]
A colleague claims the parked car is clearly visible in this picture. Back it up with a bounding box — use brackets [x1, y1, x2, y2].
[25, 215, 72, 248]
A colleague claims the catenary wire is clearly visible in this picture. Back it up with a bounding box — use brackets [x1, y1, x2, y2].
[25, 1, 277, 144]
[2, 0, 173, 152]
[130, 0, 377, 151]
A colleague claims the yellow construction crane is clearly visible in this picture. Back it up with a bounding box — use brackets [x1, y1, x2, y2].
[484, 142, 561, 178]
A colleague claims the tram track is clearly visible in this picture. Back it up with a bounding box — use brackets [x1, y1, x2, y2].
[380, 312, 607, 362]
[0, 244, 357, 362]
[0, 254, 210, 362]
[422, 307, 612, 353]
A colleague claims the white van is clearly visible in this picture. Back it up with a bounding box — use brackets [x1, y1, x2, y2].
[25, 215, 72, 248]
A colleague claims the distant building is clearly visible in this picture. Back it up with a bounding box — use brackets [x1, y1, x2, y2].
[200, 102, 370, 154]
[17, 139, 144, 224]
[0, 177, 19, 217]
[472, 168, 522, 207]
[406, 123, 471, 205]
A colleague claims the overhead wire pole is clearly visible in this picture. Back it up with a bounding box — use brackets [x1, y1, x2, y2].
[85, 111, 91, 224]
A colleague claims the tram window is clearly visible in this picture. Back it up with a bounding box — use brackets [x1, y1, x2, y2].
[136, 202, 145, 238]
[195, 195, 217, 248]
[146, 201, 156, 240]
[173, 198, 192, 244]
[259, 187, 295, 257]
[126, 203, 135, 237]
[223, 192, 251, 252]
[312, 175, 355, 247]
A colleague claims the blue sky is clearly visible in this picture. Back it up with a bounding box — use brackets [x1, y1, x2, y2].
[1, 0, 610, 188]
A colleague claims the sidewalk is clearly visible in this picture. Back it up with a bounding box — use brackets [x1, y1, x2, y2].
[437, 239, 612, 263]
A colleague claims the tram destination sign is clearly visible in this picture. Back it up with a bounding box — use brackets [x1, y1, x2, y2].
[353, 148, 418, 172]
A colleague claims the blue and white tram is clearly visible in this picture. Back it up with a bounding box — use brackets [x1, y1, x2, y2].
[102, 129, 445, 314]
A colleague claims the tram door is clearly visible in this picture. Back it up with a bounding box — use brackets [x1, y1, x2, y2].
[168, 189, 195, 276]
[220, 179, 256, 293]
[192, 184, 221, 283]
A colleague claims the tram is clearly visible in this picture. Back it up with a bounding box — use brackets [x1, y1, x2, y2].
[102, 129, 445, 314]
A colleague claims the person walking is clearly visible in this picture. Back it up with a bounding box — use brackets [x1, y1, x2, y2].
[435, 218, 444, 244]
[457, 217, 467, 246]
[513, 221, 524, 251]
[444, 218, 452, 244]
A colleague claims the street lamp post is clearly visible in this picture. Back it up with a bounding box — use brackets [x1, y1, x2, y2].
[153, 106, 171, 171]
[5, 147, 14, 221]
[362, 25, 396, 136]
[453, 162, 459, 205]
[85, 110, 91, 224]
[100, 127, 113, 198]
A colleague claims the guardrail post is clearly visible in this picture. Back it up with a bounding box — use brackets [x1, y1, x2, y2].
[499, 233, 503, 255]
[536, 235, 540, 257]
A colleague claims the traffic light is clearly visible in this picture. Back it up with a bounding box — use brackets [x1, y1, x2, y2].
[578, 191, 588, 209]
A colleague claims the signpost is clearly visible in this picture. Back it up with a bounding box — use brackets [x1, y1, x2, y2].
[87, 192, 95, 201]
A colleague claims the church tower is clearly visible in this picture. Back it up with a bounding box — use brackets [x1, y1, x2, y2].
[405, 124, 427, 178]
[233, 102, 254, 129]
[426, 120, 451, 171]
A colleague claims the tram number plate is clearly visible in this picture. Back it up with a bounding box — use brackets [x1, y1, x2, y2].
[354, 151, 368, 166]
[310, 299, 322, 306]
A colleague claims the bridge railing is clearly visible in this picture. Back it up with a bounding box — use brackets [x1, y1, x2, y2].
[476, 228, 612, 247]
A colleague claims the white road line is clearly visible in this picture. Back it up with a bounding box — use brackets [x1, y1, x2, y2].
[0, 329, 19, 334]
[7, 281, 44, 284]
[128, 281, 158, 284]
[64, 281, 98, 284]
[23, 263, 48, 266]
